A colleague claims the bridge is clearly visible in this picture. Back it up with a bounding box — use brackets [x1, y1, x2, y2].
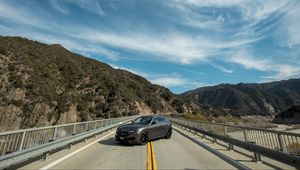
[0, 116, 299, 169]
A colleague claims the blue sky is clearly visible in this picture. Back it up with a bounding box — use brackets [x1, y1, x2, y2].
[1, 0, 300, 94]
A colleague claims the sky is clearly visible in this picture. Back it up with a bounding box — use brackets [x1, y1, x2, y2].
[1, 0, 300, 94]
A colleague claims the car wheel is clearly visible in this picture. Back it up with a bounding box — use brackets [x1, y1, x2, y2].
[165, 128, 172, 139]
[139, 132, 148, 145]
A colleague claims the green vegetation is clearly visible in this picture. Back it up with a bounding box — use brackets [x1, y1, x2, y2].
[0, 36, 194, 129]
[182, 79, 300, 117]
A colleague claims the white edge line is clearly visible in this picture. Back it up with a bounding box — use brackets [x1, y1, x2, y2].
[39, 131, 115, 170]
[39, 121, 126, 170]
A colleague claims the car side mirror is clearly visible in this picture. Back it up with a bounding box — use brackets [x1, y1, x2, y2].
[151, 121, 157, 125]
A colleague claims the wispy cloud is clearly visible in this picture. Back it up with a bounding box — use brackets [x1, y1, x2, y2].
[151, 77, 187, 87]
[109, 64, 148, 77]
[50, 0, 104, 16]
[0, 0, 300, 92]
[276, 6, 300, 48]
[73, 29, 262, 64]
[108, 64, 209, 90]
[230, 50, 300, 80]
[50, 0, 69, 14]
[210, 63, 233, 74]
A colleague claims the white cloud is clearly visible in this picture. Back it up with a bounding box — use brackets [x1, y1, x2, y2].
[230, 50, 300, 80]
[16, 32, 119, 61]
[277, 6, 300, 48]
[107, 64, 212, 90]
[73, 29, 261, 65]
[210, 63, 233, 73]
[176, 0, 244, 8]
[1, 0, 299, 83]
[0, 1, 59, 30]
[241, 0, 291, 22]
[176, 0, 292, 21]
[50, 0, 69, 14]
[109, 64, 148, 77]
[71, 0, 104, 16]
[150, 77, 187, 87]
[50, 0, 104, 16]
[230, 50, 270, 71]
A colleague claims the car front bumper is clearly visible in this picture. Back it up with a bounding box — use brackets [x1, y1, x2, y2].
[115, 132, 140, 144]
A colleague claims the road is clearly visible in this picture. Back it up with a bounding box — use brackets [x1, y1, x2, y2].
[23, 130, 236, 169]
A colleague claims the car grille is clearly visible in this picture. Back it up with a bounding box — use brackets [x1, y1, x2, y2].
[117, 131, 129, 137]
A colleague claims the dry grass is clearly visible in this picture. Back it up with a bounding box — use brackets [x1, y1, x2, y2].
[288, 143, 300, 155]
[183, 113, 208, 121]
[214, 115, 240, 125]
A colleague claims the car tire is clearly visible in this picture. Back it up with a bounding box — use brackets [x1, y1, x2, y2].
[165, 128, 172, 139]
[139, 132, 148, 145]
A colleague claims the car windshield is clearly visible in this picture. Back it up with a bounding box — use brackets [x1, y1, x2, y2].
[132, 117, 153, 124]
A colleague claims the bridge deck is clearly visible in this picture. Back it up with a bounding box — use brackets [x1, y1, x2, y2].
[21, 130, 236, 169]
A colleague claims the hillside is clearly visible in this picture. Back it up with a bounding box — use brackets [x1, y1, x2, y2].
[273, 105, 300, 124]
[0, 36, 198, 130]
[182, 79, 300, 116]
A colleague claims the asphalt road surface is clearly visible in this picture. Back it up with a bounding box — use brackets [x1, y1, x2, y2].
[27, 130, 236, 170]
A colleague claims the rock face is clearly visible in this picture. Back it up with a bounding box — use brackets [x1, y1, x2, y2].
[273, 105, 300, 124]
[0, 36, 198, 130]
[182, 79, 300, 116]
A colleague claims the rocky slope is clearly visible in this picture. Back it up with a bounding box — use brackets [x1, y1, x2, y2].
[182, 79, 300, 116]
[0, 36, 198, 131]
[273, 105, 300, 124]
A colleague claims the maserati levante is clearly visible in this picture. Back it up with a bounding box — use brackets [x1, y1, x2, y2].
[115, 115, 172, 144]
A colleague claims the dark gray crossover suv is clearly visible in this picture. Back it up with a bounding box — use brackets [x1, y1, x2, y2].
[115, 115, 172, 144]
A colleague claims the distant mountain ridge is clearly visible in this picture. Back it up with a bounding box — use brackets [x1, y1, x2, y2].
[182, 79, 300, 116]
[0, 36, 199, 130]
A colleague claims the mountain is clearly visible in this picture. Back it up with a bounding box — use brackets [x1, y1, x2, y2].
[0, 36, 198, 131]
[182, 79, 300, 116]
[273, 105, 300, 124]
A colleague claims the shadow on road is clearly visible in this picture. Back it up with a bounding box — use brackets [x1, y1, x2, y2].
[98, 137, 137, 147]
[98, 136, 162, 147]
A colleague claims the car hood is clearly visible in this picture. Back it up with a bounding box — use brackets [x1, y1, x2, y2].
[118, 123, 147, 132]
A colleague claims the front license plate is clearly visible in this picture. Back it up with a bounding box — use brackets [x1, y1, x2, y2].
[120, 137, 124, 140]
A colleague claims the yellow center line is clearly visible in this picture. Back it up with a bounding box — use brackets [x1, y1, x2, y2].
[147, 142, 152, 170]
[150, 142, 157, 170]
[147, 142, 157, 170]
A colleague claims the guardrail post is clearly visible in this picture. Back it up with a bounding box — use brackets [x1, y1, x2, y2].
[278, 134, 287, 153]
[210, 130, 216, 143]
[209, 123, 213, 132]
[228, 143, 234, 150]
[249, 141, 261, 162]
[212, 136, 217, 143]
[243, 129, 248, 142]
[201, 122, 204, 129]
[72, 124, 76, 135]
[52, 127, 57, 141]
[43, 152, 50, 160]
[94, 122, 97, 129]
[225, 135, 233, 150]
[86, 122, 89, 131]
[224, 126, 228, 136]
[19, 131, 26, 151]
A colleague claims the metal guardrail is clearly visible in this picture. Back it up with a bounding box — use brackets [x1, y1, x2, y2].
[170, 117, 300, 168]
[0, 116, 137, 169]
